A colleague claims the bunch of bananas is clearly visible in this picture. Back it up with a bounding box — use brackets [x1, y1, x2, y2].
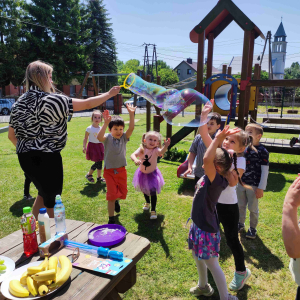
[9, 255, 72, 298]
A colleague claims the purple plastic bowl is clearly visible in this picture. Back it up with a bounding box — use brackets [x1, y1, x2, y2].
[88, 224, 126, 247]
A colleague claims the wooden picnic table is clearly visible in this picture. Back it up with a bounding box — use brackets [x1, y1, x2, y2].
[0, 219, 150, 300]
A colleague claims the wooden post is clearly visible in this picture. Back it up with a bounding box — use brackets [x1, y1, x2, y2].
[155, 76, 161, 115]
[238, 30, 251, 129]
[222, 65, 227, 74]
[166, 123, 172, 139]
[195, 30, 205, 126]
[228, 67, 232, 76]
[250, 64, 260, 122]
[146, 74, 151, 132]
[77, 71, 90, 98]
[206, 32, 214, 80]
[244, 30, 255, 121]
[91, 76, 98, 96]
[227, 67, 232, 102]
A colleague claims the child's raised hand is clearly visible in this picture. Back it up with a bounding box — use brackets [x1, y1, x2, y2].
[126, 103, 137, 114]
[102, 110, 111, 124]
[216, 125, 241, 140]
[164, 138, 171, 147]
[284, 176, 300, 207]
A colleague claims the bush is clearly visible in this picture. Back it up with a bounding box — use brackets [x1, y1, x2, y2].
[164, 147, 188, 163]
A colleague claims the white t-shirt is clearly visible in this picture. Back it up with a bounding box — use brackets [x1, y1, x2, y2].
[86, 125, 102, 144]
[218, 156, 246, 204]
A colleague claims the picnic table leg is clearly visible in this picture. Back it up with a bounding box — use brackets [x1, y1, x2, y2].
[103, 288, 122, 300]
[115, 265, 137, 293]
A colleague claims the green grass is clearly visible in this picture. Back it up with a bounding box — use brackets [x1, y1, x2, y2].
[0, 114, 299, 299]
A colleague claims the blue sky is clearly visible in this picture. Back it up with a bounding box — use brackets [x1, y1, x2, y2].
[104, 0, 300, 70]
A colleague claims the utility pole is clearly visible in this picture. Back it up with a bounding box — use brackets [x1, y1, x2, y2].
[142, 43, 158, 79]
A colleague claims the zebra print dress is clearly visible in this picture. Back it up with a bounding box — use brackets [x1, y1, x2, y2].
[9, 86, 73, 153]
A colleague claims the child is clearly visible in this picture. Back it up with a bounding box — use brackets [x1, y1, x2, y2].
[183, 112, 221, 185]
[199, 103, 253, 291]
[189, 125, 240, 300]
[237, 123, 269, 239]
[130, 131, 171, 219]
[23, 173, 34, 200]
[83, 110, 105, 183]
[97, 104, 136, 224]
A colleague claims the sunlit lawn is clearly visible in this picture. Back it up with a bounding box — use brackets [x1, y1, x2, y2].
[0, 113, 299, 299]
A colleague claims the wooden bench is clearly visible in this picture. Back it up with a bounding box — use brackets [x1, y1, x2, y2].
[0, 219, 150, 300]
[262, 118, 300, 125]
[260, 138, 300, 155]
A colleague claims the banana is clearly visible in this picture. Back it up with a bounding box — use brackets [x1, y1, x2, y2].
[39, 279, 53, 286]
[27, 265, 44, 275]
[57, 266, 61, 275]
[9, 280, 30, 297]
[48, 256, 58, 273]
[38, 256, 49, 271]
[20, 271, 28, 285]
[31, 269, 56, 282]
[51, 255, 72, 288]
[26, 276, 38, 297]
[38, 284, 49, 296]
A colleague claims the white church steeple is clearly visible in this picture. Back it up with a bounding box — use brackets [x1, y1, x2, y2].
[272, 20, 287, 79]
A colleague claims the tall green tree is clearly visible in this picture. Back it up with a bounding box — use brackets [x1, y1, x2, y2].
[284, 62, 300, 79]
[23, 0, 89, 89]
[0, 0, 23, 95]
[81, 0, 117, 92]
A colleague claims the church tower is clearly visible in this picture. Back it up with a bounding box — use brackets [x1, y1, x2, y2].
[272, 21, 287, 79]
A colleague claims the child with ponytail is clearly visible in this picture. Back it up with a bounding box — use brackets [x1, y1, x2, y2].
[199, 103, 254, 291]
[189, 125, 240, 300]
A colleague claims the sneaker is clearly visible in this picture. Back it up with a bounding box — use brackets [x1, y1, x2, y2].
[238, 222, 245, 232]
[150, 211, 157, 220]
[246, 227, 257, 239]
[143, 203, 150, 211]
[229, 268, 251, 291]
[115, 200, 120, 213]
[228, 294, 239, 300]
[23, 194, 34, 200]
[290, 137, 299, 147]
[108, 216, 115, 224]
[189, 283, 214, 296]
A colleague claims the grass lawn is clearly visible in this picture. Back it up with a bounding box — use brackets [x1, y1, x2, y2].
[0, 113, 299, 300]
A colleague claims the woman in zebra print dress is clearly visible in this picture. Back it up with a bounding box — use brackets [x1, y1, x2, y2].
[8, 60, 120, 219]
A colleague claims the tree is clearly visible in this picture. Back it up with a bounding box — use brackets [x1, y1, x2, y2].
[117, 59, 143, 86]
[284, 62, 300, 79]
[158, 68, 178, 86]
[0, 0, 23, 95]
[23, 0, 90, 89]
[81, 0, 117, 92]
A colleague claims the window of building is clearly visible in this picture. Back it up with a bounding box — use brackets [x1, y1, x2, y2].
[187, 69, 192, 75]
[177, 69, 181, 76]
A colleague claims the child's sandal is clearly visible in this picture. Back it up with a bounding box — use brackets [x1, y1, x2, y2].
[85, 174, 94, 183]
[97, 177, 106, 183]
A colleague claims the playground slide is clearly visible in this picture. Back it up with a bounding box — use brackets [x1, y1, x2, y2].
[177, 155, 197, 179]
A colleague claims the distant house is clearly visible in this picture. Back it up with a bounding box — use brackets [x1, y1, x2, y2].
[173, 58, 219, 81]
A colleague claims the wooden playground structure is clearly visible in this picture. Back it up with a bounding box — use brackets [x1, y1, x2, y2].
[146, 0, 300, 155]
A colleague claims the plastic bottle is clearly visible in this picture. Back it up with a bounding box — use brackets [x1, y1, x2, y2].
[38, 208, 51, 243]
[21, 207, 38, 257]
[54, 195, 66, 235]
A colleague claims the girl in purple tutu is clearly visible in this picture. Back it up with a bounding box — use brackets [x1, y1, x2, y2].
[83, 110, 105, 183]
[131, 131, 170, 219]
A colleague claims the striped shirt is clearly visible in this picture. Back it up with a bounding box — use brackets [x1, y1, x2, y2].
[9, 86, 73, 153]
[189, 132, 217, 178]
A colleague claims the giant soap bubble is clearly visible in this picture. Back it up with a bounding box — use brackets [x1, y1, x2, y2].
[121, 73, 212, 127]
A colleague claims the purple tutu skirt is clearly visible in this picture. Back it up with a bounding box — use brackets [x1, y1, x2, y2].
[132, 168, 165, 196]
[188, 222, 221, 260]
[86, 142, 104, 162]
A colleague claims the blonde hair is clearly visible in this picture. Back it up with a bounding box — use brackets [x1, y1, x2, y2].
[25, 60, 55, 93]
[91, 110, 102, 123]
[246, 123, 263, 136]
[140, 131, 162, 154]
[233, 128, 256, 156]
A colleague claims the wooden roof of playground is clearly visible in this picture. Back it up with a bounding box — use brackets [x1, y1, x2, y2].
[190, 0, 265, 43]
